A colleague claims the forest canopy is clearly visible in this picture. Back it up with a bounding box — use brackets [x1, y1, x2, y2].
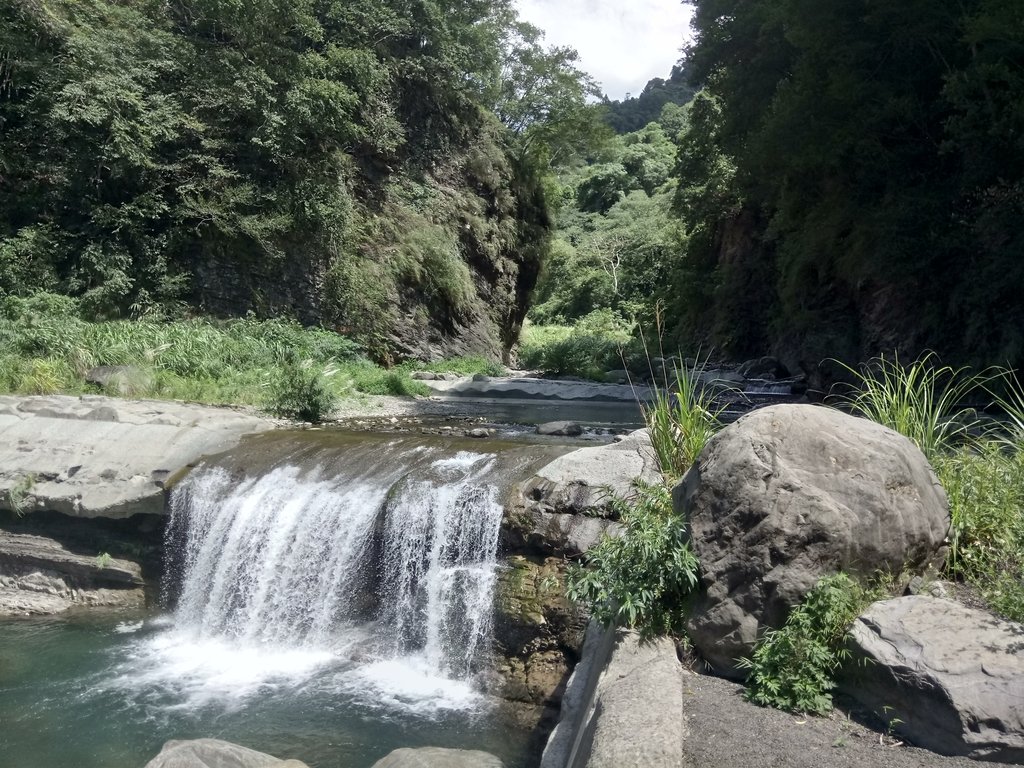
[0, 0, 599, 362]
[667, 0, 1024, 369]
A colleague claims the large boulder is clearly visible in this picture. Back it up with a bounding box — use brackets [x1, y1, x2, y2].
[144, 739, 308, 768]
[370, 747, 504, 768]
[674, 404, 949, 675]
[843, 596, 1024, 763]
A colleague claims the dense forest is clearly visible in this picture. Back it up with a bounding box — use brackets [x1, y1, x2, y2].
[670, 0, 1024, 372]
[0, 0, 598, 363]
[2, 0, 1023, 375]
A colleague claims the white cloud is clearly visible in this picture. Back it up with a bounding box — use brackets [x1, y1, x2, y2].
[515, 0, 694, 100]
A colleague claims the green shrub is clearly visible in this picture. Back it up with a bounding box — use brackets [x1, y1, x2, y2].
[565, 481, 699, 637]
[519, 310, 634, 380]
[740, 573, 871, 715]
[934, 444, 1024, 622]
[17, 358, 75, 394]
[265, 359, 339, 422]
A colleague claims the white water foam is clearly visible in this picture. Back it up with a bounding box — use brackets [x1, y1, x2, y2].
[110, 447, 504, 714]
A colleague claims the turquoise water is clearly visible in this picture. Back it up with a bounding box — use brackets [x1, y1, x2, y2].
[0, 612, 533, 768]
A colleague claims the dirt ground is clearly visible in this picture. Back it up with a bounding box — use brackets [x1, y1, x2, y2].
[679, 671, 1020, 768]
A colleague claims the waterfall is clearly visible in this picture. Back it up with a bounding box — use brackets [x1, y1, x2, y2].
[162, 441, 506, 699]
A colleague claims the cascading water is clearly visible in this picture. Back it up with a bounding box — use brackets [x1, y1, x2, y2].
[157, 439, 506, 708]
[378, 452, 502, 678]
[0, 432, 575, 768]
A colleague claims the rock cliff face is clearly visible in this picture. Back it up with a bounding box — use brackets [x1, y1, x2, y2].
[190, 133, 547, 365]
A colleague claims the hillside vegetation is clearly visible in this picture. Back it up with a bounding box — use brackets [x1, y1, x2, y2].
[0, 0, 597, 364]
[669, 0, 1024, 370]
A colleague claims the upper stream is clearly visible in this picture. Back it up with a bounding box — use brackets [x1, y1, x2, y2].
[0, 429, 573, 768]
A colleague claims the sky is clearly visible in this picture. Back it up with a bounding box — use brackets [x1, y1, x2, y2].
[515, 0, 694, 101]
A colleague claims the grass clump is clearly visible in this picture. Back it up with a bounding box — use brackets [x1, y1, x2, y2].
[643, 358, 724, 481]
[565, 481, 700, 637]
[935, 443, 1024, 621]
[837, 352, 992, 460]
[0, 291, 449, 410]
[266, 357, 339, 423]
[740, 573, 873, 715]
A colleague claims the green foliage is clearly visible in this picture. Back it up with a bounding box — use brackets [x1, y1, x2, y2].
[740, 573, 871, 715]
[838, 353, 995, 461]
[0, 0, 592, 360]
[342, 364, 429, 398]
[518, 310, 634, 380]
[934, 443, 1024, 623]
[643, 358, 724, 481]
[565, 481, 700, 637]
[266, 358, 339, 423]
[576, 163, 633, 214]
[674, 0, 1024, 368]
[531, 112, 685, 330]
[0, 290, 445, 406]
[492, 21, 604, 166]
[600, 66, 696, 134]
[417, 357, 505, 377]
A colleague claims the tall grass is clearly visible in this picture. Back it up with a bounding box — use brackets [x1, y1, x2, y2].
[837, 352, 995, 460]
[0, 292, 433, 410]
[643, 359, 724, 481]
[838, 353, 1024, 622]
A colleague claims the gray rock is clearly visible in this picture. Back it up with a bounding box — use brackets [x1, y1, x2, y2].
[505, 430, 660, 556]
[371, 747, 504, 768]
[420, 376, 650, 403]
[512, 509, 623, 558]
[674, 404, 949, 675]
[698, 369, 745, 388]
[603, 369, 631, 385]
[541, 625, 685, 768]
[536, 420, 584, 437]
[737, 356, 789, 380]
[0, 395, 272, 518]
[586, 632, 685, 768]
[843, 596, 1024, 763]
[411, 371, 440, 380]
[540, 622, 609, 768]
[467, 428, 490, 438]
[0, 531, 142, 586]
[527, 429, 660, 516]
[143, 738, 309, 768]
[0, 531, 146, 616]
